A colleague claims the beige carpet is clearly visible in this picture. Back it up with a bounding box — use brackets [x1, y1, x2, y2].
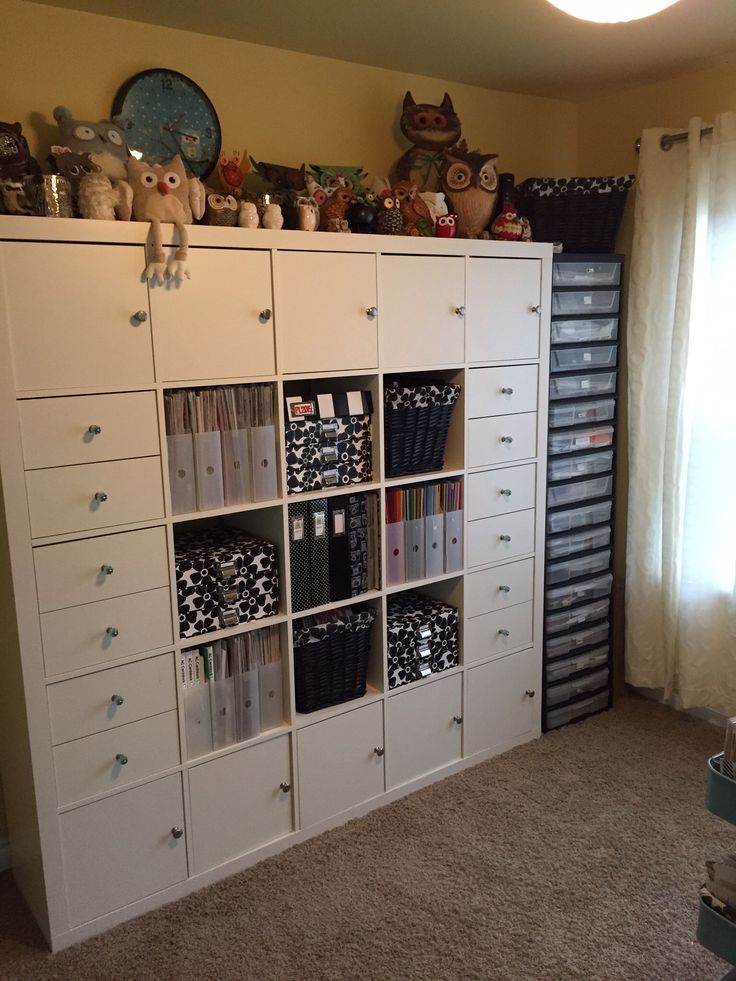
[0, 695, 731, 981]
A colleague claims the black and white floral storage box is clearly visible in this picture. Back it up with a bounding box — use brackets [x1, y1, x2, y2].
[175, 528, 279, 639]
[386, 592, 459, 690]
[284, 391, 372, 494]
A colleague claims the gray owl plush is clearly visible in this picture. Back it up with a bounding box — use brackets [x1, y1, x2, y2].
[375, 194, 404, 235]
[204, 192, 238, 226]
[53, 106, 129, 180]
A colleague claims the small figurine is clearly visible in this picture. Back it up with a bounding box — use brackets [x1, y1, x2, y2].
[326, 217, 351, 233]
[250, 159, 307, 192]
[78, 171, 131, 221]
[491, 206, 532, 242]
[318, 187, 353, 231]
[435, 213, 457, 238]
[391, 92, 462, 192]
[375, 194, 404, 235]
[0, 121, 41, 215]
[346, 199, 378, 234]
[238, 201, 260, 228]
[262, 201, 284, 230]
[308, 164, 367, 195]
[441, 142, 498, 239]
[53, 106, 129, 181]
[392, 180, 434, 236]
[418, 190, 448, 225]
[217, 150, 250, 196]
[298, 200, 319, 231]
[204, 192, 238, 226]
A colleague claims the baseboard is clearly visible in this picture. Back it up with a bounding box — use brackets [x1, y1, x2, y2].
[0, 835, 10, 872]
[631, 685, 728, 728]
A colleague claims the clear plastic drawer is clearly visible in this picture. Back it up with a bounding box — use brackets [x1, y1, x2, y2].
[549, 399, 615, 428]
[547, 475, 613, 509]
[545, 572, 613, 611]
[545, 621, 610, 660]
[548, 426, 614, 456]
[552, 262, 622, 287]
[548, 449, 613, 482]
[546, 500, 612, 534]
[551, 346, 617, 373]
[546, 667, 610, 707]
[546, 597, 610, 635]
[551, 290, 620, 317]
[551, 318, 619, 345]
[546, 549, 611, 585]
[545, 645, 610, 684]
[546, 525, 611, 561]
[546, 690, 609, 729]
[550, 372, 616, 400]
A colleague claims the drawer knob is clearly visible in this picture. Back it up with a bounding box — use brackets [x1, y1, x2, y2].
[132, 310, 148, 323]
[498, 629, 510, 637]
[453, 715, 463, 725]
[365, 306, 378, 319]
[499, 585, 511, 593]
[500, 488, 512, 497]
[500, 387, 514, 395]
[94, 491, 108, 503]
[500, 436, 513, 444]
[111, 693, 124, 706]
[279, 781, 291, 793]
[530, 304, 541, 314]
[100, 564, 114, 576]
[258, 308, 272, 323]
[499, 534, 512, 542]
[115, 753, 128, 765]
[171, 826, 184, 840]
[87, 424, 102, 436]
[106, 626, 119, 638]
[373, 746, 385, 757]
[525, 689, 536, 698]
[454, 306, 465, 318]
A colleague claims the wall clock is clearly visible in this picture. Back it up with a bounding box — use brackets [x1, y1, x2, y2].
[112, 68, 221, 180]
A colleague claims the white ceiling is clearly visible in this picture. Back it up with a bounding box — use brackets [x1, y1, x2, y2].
[32, 0, 736, 102]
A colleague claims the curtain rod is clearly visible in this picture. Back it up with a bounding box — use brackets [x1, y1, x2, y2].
[634, 126, 714, 153]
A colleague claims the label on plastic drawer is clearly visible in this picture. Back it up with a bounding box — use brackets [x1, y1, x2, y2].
[583, 295, 592, 305]
[584, 352, 592, 362]
[581, 380, 590, 389]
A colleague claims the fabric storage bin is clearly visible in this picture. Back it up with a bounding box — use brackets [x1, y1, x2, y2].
[552, 261, 621, 287]
[551, 291, 620, 317]
[546, 572, 613, 611]
[549, 372, 616, 400]
[550, 318, 619, 345]
[550, 347, 617, 373]
[546, 645, 609, 684]
[545, 621, 610, 660]
[546, 667, 610, 707]
[548, 449, 613, 482]
[384, 381, 461, 477]
[546, 500, 612, 534]
[547, 475, 613, 508]
[548, 426, 614, 456]
[175, 528, 279, 639]
[546, 597, 609, 635]
[546, 689, 609, 729]
[549, 398, 615, 428]
[387, 591, 459, 689]
[547, 549, 611, 585]
[292, 606, 375, 713]
[546, 525, 611, 561]
[284, 391, 373, 494]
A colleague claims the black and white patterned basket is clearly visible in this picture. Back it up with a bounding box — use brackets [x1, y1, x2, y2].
[293, 605, 375, 712]
[386, 592, 458, 689]
[384, 381, 460, 478]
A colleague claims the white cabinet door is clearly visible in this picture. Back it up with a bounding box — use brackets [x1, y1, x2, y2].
[276, 251, 378, 373]
[386, 674, 462, 788]
[466, 257, 542, 362]
[1, 242, 153, 391]
[60, 774, 186, 927]
[297, 702, 384, 828]
[188, 735, 293, 874]
[380, 255, 465, 368]
[150, 248, 274, 381]
[464, 650, 540, 758]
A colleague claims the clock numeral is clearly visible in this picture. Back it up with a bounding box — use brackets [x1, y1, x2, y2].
[161, 77, 173, 91]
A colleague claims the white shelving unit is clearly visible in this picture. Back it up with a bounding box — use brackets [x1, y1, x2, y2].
[0, 216, 551, 950]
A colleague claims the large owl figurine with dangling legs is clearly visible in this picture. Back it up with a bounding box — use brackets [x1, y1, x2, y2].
[440, 143, 498, 239]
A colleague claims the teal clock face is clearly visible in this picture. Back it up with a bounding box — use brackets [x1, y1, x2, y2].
[112, 69, 221, 180]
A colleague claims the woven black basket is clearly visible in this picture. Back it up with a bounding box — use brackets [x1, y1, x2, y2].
[384, 381, 460, 477]
[293, 607, 374, 713]
[516, 176, 635, 253]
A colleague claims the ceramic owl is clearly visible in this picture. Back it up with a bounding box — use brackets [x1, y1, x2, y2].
[375, 195, 404, 236]
[262, 202, 284, 230]
[435, 213, 457, 238]
[392, 92, 462, 193]
[204, 192, 238, 226]
[238, 201, 259, 228]
[318, 187, 353, 231]
[441, 144, 498, 239]
[298, 201, 319, 231]
[392, 180, 433, 236]
[53, 106, 129, 181]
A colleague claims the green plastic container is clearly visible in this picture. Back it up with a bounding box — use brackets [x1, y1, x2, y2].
[706, 754, 736, 826]
[697, 896, 736, 966]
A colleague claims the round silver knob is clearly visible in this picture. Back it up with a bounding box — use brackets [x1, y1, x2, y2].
[373, 746, 385, 757]
[100, 564, 114, 576]
[259, 308, 272, 323]
[132, 310, 148, 323]
[499, 534, 511, 542]
[94, 491, 108, 503]
[111, 693, 124, 706]
[106, 626, 119, 638]
[171, 827, 184, 839]
[454, 306, 465, 318]
[453, 715, 463, 725]
[525, 689, 536, 698]
[500, 488, 512, 497]
[499, 585, 511, 593]
[366, 306, 378, 319]
[500, 388, 514, 395]
[531, 304, 541, 314]
[500, 436, 513, 444]
[87, 424, 102, 435]
[115, 753, 128, 765]
[498, 629, 510, 637]
[279, 781, 291, 793]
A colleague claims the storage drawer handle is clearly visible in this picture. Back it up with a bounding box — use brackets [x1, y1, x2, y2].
[171, 826, 184, 840]
[220, 609, 239, 627]
[132, 310, 148, 324]
[94, 491, 108, 503]
[106, 626, 119, 638]
[115, 753, 128, 766]
[259, 308, 272, 323]
[530, 304, 541, 314]
[322, 468, 339, 486]
[498, 629, 510, 637]
[373, 746, 385, 757]
[453, 715, 463, 725]
[219, 586, 239, 605]
[500, 488, 512, 497]
[219, 560, 238, 579]
[87, 424, 102, 436]
[110, 693, 124, 706]
[279, 781, 291, 793]
[100, 564, 114, 576]
[525, 689, 536, 698]
[500, 388, 514, 396]
[454, 306, 465, 318]
[365, 306, 378, 319]
[499, 534, 511, 542]
[417, 624, 432, 641]
[499, 585, 511, 593]
[500, 436, 513, 444]
[317, 420, 339, 439]
[320, 445, 339, 463]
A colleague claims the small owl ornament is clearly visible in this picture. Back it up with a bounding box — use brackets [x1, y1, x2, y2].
[435, 213, 457, 238]
[376, 194, 404, 235]
[318, 187, 353, 231]
[392, 180, 434, 236]
[491, 206, 532, 242]
[204, 192, 238, 226]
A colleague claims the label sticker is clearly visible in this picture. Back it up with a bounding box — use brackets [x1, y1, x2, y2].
[313, 511, 326, 538]
[332, 508, 346, 536]
[291, 515, 305, 541]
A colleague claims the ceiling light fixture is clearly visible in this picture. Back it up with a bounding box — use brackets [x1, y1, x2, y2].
[546, 0, 681, 23]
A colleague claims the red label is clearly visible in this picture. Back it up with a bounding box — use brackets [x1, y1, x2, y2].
[290, 401, 315, 418]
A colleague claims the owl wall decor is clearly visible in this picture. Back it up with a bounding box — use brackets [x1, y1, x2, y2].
[204, 192, 238, 226]
[440, 143, 499, 239]
[392, 92, 462, 193]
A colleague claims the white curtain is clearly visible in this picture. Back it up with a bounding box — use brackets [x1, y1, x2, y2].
[626, 113, 736, 713]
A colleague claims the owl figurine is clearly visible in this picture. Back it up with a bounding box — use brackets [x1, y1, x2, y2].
[491, 206, 532, 242]
[441, 143, 499, 239]
[318, 187, 353, 231]
[435, 213, 457, 238]
[217, 151, 250, 196]
[375, 195, 404, 236]
[238, 201, 259, 228]
[391, 92, 462, 193]
[262, 202, 284, 230]
[53, 106, 128, 181]
[125, 154, 205, 283]
[392, 180, 434, 236]
[298, 201, 319, 231]
[204, 192, 238, 226]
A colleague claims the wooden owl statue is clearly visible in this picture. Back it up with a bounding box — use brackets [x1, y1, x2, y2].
[392, 180, 434, 236]
[440, 144, 499, 239]
[204, 192, 238, 226]
[317, 187, 353, 232]
[375, 194, 404, 236]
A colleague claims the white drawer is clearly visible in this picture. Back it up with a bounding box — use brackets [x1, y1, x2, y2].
[465, 557, 534, 619]
[26, 457, 164, 539]
[48, 653, 176, 745]
[468, 413, 537, 468]
[19, 392, 160, 470]
[34, 526, 169, 613]
[467, 365, 538, 418]
[467, 509, 535, 569]
[41, 587, 173, 676]
[467, 464, 536, 521]
[54, 710, 180, 806]
[60, 774, 186, 927]
[463, 602, 534, 664]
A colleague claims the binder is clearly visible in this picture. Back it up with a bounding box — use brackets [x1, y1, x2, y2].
[404, 517, 425, 581]
[183, 651, 213, 759]
[348, 494, 369, 597]
[385, 521, 405, 586]
[289, 500, 311, 613]
[308, 498, 330, 609]
[193, 430, 225, 511]
[250, 424, 278, 501]
[167, 433, 196, 515]
[445, 510, 463, 572]
[424, 513, 445, 578]
[220, 429, 252, 506]
[328, 496, 351, 602]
